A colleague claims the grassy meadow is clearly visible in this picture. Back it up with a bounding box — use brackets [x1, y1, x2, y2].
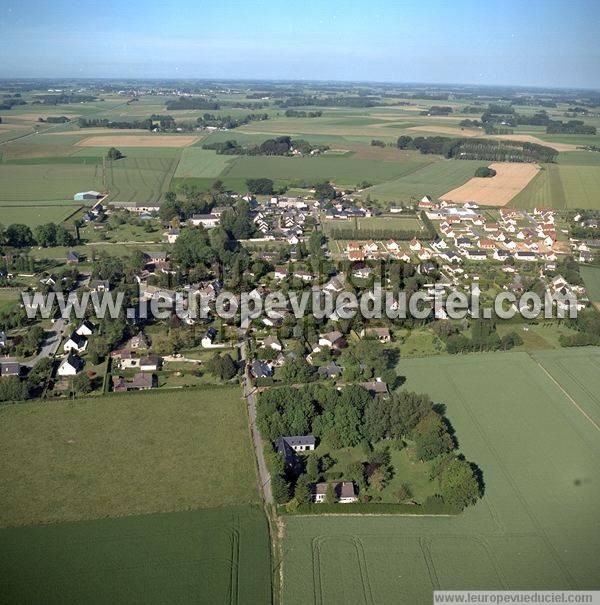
[282, 348, 600, 604]
[0, 386, 259, 527]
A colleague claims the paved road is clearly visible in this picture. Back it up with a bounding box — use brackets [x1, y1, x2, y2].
[241, 342, 273, 505]
[23, 318, 66, 368]
[22, 274, 90, 368]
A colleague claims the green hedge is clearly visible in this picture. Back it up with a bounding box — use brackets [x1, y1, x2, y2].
[280, 502, 458, 515]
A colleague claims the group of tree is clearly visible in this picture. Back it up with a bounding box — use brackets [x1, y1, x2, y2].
[396, 135, 557, 163]
[433, 319, 523, 354]
[106, 147, 124, 160]
[420, 106, 453, 116]
[203, 135, 327, 157]
[205, 352, 238, 381]
[474, 166, 496, 178]
[196, 112, 269, 130]
[275, 95, 378, 108]
[165, 97, 221, 111]
[0, 222, 76, 249]
[258, 383, 482, 511]
[284, 109, 323, 118]
[546, 119, 596, 135]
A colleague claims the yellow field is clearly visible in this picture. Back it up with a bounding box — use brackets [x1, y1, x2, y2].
[76, 134, 200, 147]
[440, 162, 540, 206]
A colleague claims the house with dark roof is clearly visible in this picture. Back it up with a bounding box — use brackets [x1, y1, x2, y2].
[63, 331, 88, 353]
[250, 359, 273, 379]
[318, 361, 343, 379]
[0, 361, 20, 377]
[112, 373, 156, 392]
[57, 353, 84, 376]
[360, 381, 389, 396]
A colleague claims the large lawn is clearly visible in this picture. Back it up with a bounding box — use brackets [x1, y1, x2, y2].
[0, 386, 259, 527]
[0, 505, 272, 605]
[282, 348, 600, 604]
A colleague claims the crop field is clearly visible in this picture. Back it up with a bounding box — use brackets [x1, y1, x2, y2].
[0, 386, 259, 527]
[174, 147, 235, 178]
[0, 505, 271, 605]
[282, 349, 600, 604]
[76, 134, 200, 148]
[362, 159, 481, 201]
[440, 162, 540, 207]
[104, 156, 178, 203]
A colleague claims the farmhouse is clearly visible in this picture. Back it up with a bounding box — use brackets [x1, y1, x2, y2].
[109, 201, 161, 213]
[318, 361, 344, 379]
[313, 481, 358, 504]
[360, 380, 389, 396]
[190, 213, 220, 228]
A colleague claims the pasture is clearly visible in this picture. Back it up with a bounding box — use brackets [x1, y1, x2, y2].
[0, 386, 259, 527]
[0, 505, 272, 605]
[282, 349, 600, 604]
[440, 162, 540, 207]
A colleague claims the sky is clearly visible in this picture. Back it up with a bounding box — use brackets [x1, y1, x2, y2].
[0, 0, 599, 88]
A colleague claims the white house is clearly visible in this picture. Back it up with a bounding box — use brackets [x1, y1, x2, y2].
[63, 332, 88, 353]
[189, 214, 220, 229]
[76, 320, 94, 337]
[58, 353, 84, 376]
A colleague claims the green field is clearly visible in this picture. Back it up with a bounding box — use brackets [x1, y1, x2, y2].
[362, 159, 481, 201]
[174, 147, 234, 178]
[282, 349, 600, 603]
[509, 164, 566, 210]
[0, 386, 258, 527]
[224, 155, 430, 188]
[0, 162, 101, 201]
[104, 156, 178, 203]
[581, 265, 600, 307]
[0, 505, 271, 605]
[0, 203, 81, 227]
[511, 158, 600, 210]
